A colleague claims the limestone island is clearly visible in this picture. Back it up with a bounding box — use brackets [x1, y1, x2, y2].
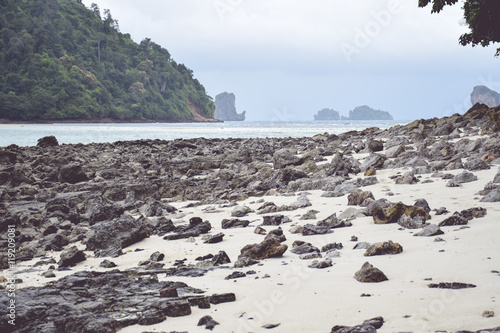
[314, 108, 340, 120]
[341, 105, 393, 120]
[214, 92, 246, 121]
[471, 85, 500, 108]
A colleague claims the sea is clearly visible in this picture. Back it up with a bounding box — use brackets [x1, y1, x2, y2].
[0, 120, 408, 147]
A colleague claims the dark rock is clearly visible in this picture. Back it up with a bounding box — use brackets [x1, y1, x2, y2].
[231, 205, 253, 217]
[321, 243, 343, 252]
[301, 224, 331, 236]
[263, 323, 281, 329]
[366, 139, 384, 152]
[414, 224, 444, 237]
[37, 136, 59, 147]
[291, 241, 320, 255]
[221, 218, 250, 229]
[99, 259, 117, 268]
[262, 214, 284, 226]
[210, 293, 236, 304]
[364, 240, 403, 256]
[264, 227, 286, 243]
[317, 213, 352, 229]
[85, 215, 152, 257]
[212, 251, 231, 266]
[150, 251, 165, 261]
[138, 309, 165, 325]
[372, 202, 431, 224]
[327, 153, 361, 177]
[414, 198, 431, 214]
[59, 163, 89, 184]
[235, 238, 287, 267]
[309, 258, 333, 269]
[348, 191, 375, 206]
[354, 262, 388, 282]
[225, 271, 246, 280]
[198, 315, 220, 330]
[428, 282, 476, 289]
[464, 158, 490, 171]
[452, 171, 478, 184]
[361, 153, 387, 172]
[58, 246, 86, 267]
[159, 287, 178, 297]
[331, 317, 384, 333]
[481, 187, 500, 202]
[273, 149, 300, 169]
[460, 207, 487, 220]
[439, 213, 469, 227]
[204, 232, 225, 244]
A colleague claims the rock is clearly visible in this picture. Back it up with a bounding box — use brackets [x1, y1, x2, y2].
[361, 153, 387, 172]
[460, 207, 487, 220]
[221, 218, 250, 229]
[58, 246, 86, 267]
[59, 163, 89, 184]
[414, 224, 444, 237]
[317, 213, 352, 229]
[481, 187, 500, 202]
[254, 226, 267, 235]
[464, 158, 490, 171]
[327, 153, 361, 177]
[482, 310, 495, 318]
[364, 241, 403, 256]
[438, 213, 469, 227]
[159, 287, 178, 297]
[262, 214, 284, 226]
[366, 139, 384, 152]
[348, 191, 375, 206]
[300, 252, 322, 260]
[204, 233, 224, 244]
[198, 315, 220, 330]
[452, 171, 478, 184]
[300, 210, 318, 220]
[372, 202, 431, 224]
[289, 225, 303, 234]
[139, 199, 176, 217]
[414, 198, 431, 214]
[212, 251, 231, 266]
[231, 205, 252, 217]
[364, 166, 377, 176]
[164, 217, 212, 241]
[338, 207, 364, 220]
[397, 214, 426, 229]
[428, 282, 476, 289]
[150, 251, 165, 262]
[301, 224, 331, 236]
[471, 85, 500, 108]
[99, 260, 117, 268]
[322, 243, 343, 252]
[288, 194, 312, 210]
[214, 91, 245, 121]
[353, 242, 370, 250]
[273, 149, 300, 169]
[235, 238, 287, 267]
[42, 270, 56, 278]
[262, 323, 281, 329]
[225, 271, 246, 280]
[324, 249, 341, 258]
[493, 169, 500, 183]
[210, 293, 236, 304]
[354, 262, 388, 283]
[37, 135, 59, 147]
[314, 108, 340, 120]
[395, 171, 419, 185]
[331, 317, 385, 333]
[291, 241, 320, 255]
[309, 258, 333, 269]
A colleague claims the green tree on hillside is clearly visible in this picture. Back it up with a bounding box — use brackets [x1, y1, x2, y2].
[419, 0, 500, 56]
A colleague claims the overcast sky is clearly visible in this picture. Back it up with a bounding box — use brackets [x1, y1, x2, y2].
[82, 0, 500, 121]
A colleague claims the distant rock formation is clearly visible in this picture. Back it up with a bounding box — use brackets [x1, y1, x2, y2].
[314, 108, 340, 120]
[214, 92, 246, 121]
[471, 86, 500, 108]
[342, 105, 393, 120]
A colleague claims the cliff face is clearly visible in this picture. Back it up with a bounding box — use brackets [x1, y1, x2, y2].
[471, 86, 500, 108]
[314, 108, 340, 120]
[346, 105, 393, 120]
[214, 92, 246, 121]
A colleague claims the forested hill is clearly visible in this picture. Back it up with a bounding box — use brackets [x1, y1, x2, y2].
[0, 0, 215, 121]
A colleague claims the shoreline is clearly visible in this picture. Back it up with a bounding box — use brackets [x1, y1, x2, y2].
[1, 103, 500, 332]
[0, 117, 223, 125]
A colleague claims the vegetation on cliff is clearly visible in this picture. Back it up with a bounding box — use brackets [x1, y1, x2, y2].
[345, 105, 393, 121]
[313, 108, 340, 120]
[0, 0, 214, 121]
[214, 92, 245, 121]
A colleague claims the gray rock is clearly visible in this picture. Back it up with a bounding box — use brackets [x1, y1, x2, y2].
[464, 158, 490, 171]
[221, 218, 250, 229]
[198, 315, 220, 330]
[309, 258, 333, 269]
[301, 224, 331, 236]
[150, 251, 165, 262]
[353, 242, 370, 250]
[364, 241, 403, 256]
[452, 171, 478, 184]
[331, 316, 384, 333]
[414, 224, 444, 237]
[481, 187, 500, 202]
[361, 154, 387, 172]
[338, 207, 364, 220]
[439, 213, 469, 227]
[348, 191, 375, 206]
[300, 210, 318, 220]
[58, 246, 86, 267]
[231, 205, 252, 217]
[291, 241, 320, 255]
[204, 233, 224, 244]
[493, 169, 500, 183]
[325, 249, 341, 258]
[288, 194, 312, 210]
[273, 149, 300, 169]
[59, 163, 89, 184]
[354, 262, 388, 282]
[300, 252, 322, 260]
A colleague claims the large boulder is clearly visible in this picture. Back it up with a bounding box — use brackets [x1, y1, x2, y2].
[354, 262, 388, 283]
[372, 202, 431, 224]
[235, 237, 287, 267]
[364, 240, 403, 256]
[58, 163, 88, 184]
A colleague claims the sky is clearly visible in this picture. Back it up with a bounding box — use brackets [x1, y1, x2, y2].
[81, 0, 500, 121]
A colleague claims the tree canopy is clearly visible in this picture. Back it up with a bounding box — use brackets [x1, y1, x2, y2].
[418, 0, 500, 56]
[0, 0, 214, 121]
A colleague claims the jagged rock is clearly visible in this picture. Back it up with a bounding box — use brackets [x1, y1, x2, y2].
[42, 270, 56, 278]
[428, 282, 476, 289]
[231, 205, 253, 217]
[262, 214, 284, 226]
[481, 187, 500, 202]
[361, 154, 387, 172]
[309, 258, 332, 268]
[99, 259, 117, 268]
[58, 163, 88, 184]
[317, 213, 352, 229]
[235, 238, 287, 267]
[366, 139, 384, 153]
[301, 224, 331, 236]
[58, 246, 86, 267]
[372, 202, 431, 224]
[471, 85, 500, 108]
[397, 214, 426, 229]
[37, 135, 59, 147]
[204, 233, 224, 244]
[460, 207, 487, 220]
[464, 158, 490, 171]
[327, 153, 361, 177]
[214, 92, 245, 121]
[364, 240, 403, 256]
[331, 316, 384, 333]
[198, 315, 220, 330]
[160, 287, 178, 297]
[264, 227, 287, 243]
[451, 171, 478, 184]
[291, 241, 320, 255]
[414, 198, 431, 214]
[164, 217, 212, 240]
[212, 251, 231, 266]
[493, 169, 500, 183]
[439, 213, 469, 227]
[210, 293, 236, 304]
[221, 218, 250, 229]
[300, 209, 318, 220]
[225, 271, 246, 280]
[150, 251, 165, 262]
[322, 243, 343, 252]
[354, 262, 388, 282]
[414, 224, 444, 237]
[395, 171, 419, 185]
[273, 149, 300, 169]
[348, 191, 375, 206]
[139, 199, 176, 217]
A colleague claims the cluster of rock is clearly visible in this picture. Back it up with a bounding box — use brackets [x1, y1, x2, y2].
[1, 102, 500, 331]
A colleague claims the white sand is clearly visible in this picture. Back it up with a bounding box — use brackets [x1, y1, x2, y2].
[10, 161, 500, 332]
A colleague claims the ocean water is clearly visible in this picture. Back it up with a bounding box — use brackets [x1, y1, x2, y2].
[0, 120, 408, 147]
